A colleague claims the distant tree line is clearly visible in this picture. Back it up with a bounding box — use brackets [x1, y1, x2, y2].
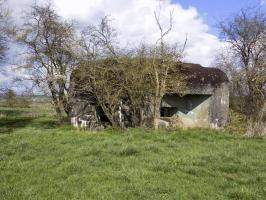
[1, 89, 32, 108]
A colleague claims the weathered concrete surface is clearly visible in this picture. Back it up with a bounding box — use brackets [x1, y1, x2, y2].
[209, 83, 230, 128]
[161, 94, 211, 128]
[155, 118, 170, 128]
[159, 82, 229, 128]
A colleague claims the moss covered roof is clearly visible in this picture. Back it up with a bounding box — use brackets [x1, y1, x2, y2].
[179, 62, 228, 87]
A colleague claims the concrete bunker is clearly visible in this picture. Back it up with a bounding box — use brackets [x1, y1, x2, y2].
[69, 62, 229, 129]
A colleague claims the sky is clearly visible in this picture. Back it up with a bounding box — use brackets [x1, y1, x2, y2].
[1, 0, 266, 92]
[175, 0, 266, 34]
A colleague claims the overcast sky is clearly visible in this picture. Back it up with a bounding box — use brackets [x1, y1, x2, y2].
[1, 0, 266, 92]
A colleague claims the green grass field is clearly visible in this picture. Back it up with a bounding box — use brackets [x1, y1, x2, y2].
[0, 103, 266, 200]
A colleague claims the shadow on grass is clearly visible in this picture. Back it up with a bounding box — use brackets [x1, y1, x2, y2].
[0, 117, 34, 134]
[0, 106, 69, 134]
[0, 117, 63, 134]
[0, 109, 25, 117]
[30, 119, 60, 129]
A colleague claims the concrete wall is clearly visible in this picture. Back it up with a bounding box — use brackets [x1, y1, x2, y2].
[209, 83, 230, 128]
[161, 94, 211, 128]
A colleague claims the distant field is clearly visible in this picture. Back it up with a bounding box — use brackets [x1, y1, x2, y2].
[0, 104, 266, 200]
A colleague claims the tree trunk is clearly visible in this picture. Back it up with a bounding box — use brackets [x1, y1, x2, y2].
[153, 95, 161, 130]
[54, 102, 64, 122]
[48, 82, 65, 123]
[139, 109, 144, 127]
[100, 103, 119, 127]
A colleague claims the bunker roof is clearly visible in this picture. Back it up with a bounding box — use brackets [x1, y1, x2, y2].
[178, 62, 229, 87]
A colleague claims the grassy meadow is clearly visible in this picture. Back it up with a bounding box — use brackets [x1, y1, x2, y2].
[0, 100, 266, 200]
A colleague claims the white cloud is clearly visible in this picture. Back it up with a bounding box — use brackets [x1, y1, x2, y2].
[53, 0, 223, 66]
[7, 0, 223, 66]
[3, 0, 224, 92]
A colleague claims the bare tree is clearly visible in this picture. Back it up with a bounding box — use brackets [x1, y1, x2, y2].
[79, 16, 118, 60]
[77, 17, 149, 127]
[75, 16, 122, 126]
[218, 7, 266, 118]
[213, 50, 247, 112]
[0, 0, 9, 63]
[150, 9, 186, 129]
[15, 3, 78, 121]
[0, 0, 11, 94]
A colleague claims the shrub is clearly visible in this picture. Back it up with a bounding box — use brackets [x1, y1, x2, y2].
[225, 109, 248, 134]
